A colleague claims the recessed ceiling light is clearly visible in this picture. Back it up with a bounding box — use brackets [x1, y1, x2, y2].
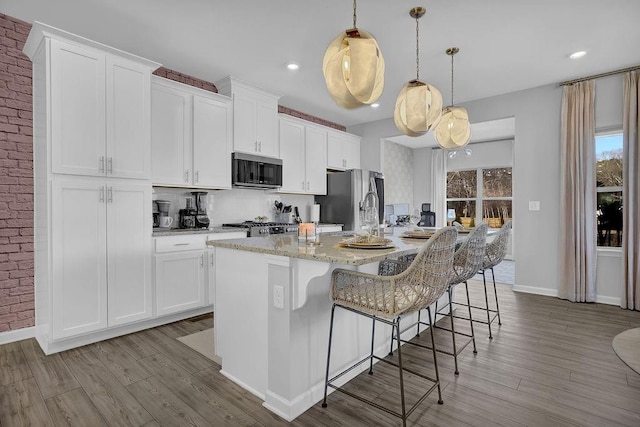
[286, 62, 300, 71]
[569, 51, 587, 59]
[370, 103, 380, 108]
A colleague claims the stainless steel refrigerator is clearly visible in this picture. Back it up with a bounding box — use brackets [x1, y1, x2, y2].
[315, 169, 384, 231]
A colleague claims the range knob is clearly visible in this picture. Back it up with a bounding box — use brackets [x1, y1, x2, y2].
[259, 228, 269, 235]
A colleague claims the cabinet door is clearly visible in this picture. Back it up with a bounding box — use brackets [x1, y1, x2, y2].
[51, 178, 107, 339]
[106, 56, 151, 179]
[193, 95, 232, 188]
[279, 119, 305, 193]
[256, 101, 278, 157]
[327, 132, 345, 170]
[50, 40, 106, 176]
[305, 126, 328, 194]
[107, 182, 152, 327]
[151, 83, 192, 185]
[344, 137, 361, 170]
[155, 251, 206, 316]
[232, 94, 257, 154]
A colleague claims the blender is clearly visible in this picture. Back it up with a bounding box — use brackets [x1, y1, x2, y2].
[192, 191, 210, 229]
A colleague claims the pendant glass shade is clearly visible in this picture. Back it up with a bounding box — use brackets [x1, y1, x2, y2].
[323, 29, 385, 109]
[394, 79, 443, 136]
[434, 106, 471, 149]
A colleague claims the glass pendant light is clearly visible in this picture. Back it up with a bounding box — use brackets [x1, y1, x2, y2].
[323, 0, 385, 109]
[435, 47, 471, 149]
[394, 7, 442, 137]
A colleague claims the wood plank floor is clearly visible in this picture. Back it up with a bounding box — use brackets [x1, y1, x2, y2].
[1, 280, 640, 426]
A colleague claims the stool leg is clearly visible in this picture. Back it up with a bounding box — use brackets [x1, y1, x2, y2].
[464, 281, 477, 354]
[482, 270, 493, 339]
[448, 286, 459, 375]
[368, 316, 376, 375]
[491, 267, 502, 326]
[322, 304, 337, 408]
[427, 307, 444, 404]
[416, 310, 421, 337]
[394, 316, 407, 426]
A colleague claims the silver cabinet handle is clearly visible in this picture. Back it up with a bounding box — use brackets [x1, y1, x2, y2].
[306, 181, 310, 191]
[255, 141, 258, 152]
[99, 186, 105, 203]
[195, 171, 199, 184]
[210, 253, 214, 267]
[200, 254, 204, 267]
[302, 181, 305, 190]
[107, 157, 113, 174]
[259, 141, 262, 152]
[99, 156, 105, 173]
[185, 170, 190, 183]
[107, 187, 113, 203]
[173, 243, 190, 246]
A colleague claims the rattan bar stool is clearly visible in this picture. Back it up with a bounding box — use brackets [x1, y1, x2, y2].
[385, 224, 488, 376]
[474, 220, 512, 339]
[322, 227, 458, 427]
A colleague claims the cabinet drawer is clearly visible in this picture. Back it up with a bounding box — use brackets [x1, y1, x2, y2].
[155, 235, 207, 253]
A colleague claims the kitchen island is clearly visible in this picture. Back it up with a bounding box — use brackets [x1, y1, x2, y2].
[207, 229, 442, 421]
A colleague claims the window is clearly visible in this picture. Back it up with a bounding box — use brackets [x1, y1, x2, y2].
[446, 167, 512, 228]
[596, 132, 623, 247]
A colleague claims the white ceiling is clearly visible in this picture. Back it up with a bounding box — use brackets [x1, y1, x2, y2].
[4, 0, 640, 131]
[388, 117, 515, 149]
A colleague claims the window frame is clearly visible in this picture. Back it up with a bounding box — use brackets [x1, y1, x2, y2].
[446, 165, 513, 229]
[595, 130, 623, 250]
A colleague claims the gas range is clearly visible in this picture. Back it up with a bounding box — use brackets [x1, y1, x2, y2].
[223, 221, 299, 237]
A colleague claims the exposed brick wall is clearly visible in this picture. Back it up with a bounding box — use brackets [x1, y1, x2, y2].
[279, 105, 346, 132]
[0, 14, 34, 332]
[152, 67, 218, 93]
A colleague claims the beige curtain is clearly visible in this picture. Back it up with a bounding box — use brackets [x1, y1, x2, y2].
[559, 81, 597, 302]
[622, 72, 640, 310]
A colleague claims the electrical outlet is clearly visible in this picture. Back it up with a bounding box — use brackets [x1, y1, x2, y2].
[528, 201, 540, 211]
[273, 285, 284, 309]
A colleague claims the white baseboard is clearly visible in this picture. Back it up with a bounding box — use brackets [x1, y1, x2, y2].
[513, 285, 621, 307]
[595, 295, 621, 306]
[219, 369, 265, 401]
[512, 285, 558, 297]
[0, 326, 35, 345]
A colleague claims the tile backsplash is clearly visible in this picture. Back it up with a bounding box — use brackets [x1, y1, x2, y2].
[152, 187, 315, 227]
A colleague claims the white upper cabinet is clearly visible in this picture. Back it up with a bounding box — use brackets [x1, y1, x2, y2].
[327, 130, 361, 171]
[215, 76, 280, 158]
[278, 116, 327, 195]
[45, 39, 154, 178]
[151, 77, 232, 189]
[106, 56, 152, 179]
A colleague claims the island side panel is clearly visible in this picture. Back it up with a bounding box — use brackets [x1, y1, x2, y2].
[215, 247, 268, 398]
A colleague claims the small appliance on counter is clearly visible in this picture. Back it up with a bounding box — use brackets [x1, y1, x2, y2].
[418, 203, 436, 227]
[192, 191, 210, 229]
[155, 200, 172, 229]
[179, 196, 197, 229]
[152, 201, 159, 228]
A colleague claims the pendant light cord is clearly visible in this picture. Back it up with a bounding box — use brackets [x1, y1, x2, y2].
[450, 53, 454, 106]
[415, 15, 420, 80]
[353, 0, 357, 28]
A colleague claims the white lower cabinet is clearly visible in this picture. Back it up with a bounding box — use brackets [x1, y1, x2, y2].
[51, 177, 151, 339]
[155, 251, 206, 316]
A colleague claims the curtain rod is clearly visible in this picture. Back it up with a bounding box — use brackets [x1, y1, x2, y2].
[558, 64, 640, 86]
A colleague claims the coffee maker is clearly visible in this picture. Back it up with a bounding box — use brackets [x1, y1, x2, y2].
[179, 196, 197, 229]
[192, 191, 210, 229]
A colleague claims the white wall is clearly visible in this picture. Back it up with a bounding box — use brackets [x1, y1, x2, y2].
[348, 75, 624, 303]
[412, 147, 432, 212]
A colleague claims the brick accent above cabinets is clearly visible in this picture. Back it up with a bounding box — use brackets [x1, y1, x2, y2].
[0, 13, 35, 333]
[278, 105, 346, 132]
[152, 67, 218, 93]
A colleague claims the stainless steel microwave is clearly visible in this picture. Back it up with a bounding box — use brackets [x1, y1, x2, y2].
[232, 152, 283, 189]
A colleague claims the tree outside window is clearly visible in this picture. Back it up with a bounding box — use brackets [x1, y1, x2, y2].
[596, 133, 623, 247]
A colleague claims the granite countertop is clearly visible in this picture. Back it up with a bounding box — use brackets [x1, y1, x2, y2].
[206, 227, 431, 266]
[152, 226, 247, 237]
